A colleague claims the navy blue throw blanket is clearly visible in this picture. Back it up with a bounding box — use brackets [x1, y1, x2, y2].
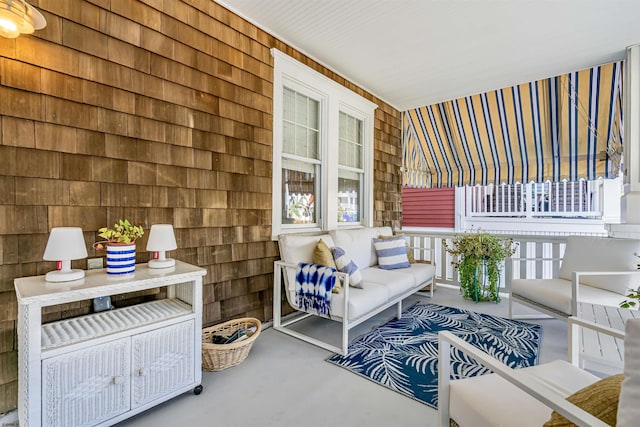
[295, 262, 337, 317]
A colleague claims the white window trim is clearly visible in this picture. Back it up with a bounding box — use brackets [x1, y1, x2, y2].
[272, 49, 377, 239]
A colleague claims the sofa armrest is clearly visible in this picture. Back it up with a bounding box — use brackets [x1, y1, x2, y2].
[438, 330, 610, 427]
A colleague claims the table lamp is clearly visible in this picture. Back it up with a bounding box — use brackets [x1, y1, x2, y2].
[146, 224, 177, 268]
[43, 227, 88, 282]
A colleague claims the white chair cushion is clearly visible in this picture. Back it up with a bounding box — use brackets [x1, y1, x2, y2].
[558, 236, 640, 295]
[511, 278, 629, 315]
[330, 226, 393, 268]
[617, 318, 640, 427]
[450, 360, 599, 427]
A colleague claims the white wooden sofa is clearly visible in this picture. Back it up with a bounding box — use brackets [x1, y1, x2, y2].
[507, 235, 640, 319]
[273, 226, 436, 354]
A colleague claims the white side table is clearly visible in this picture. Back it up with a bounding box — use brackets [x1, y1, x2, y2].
[14, 261, 206, 427]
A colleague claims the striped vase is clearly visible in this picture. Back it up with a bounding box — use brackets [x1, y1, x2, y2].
[106, 243, 136, 275]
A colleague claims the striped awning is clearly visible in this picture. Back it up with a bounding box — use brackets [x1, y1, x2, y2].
[403, 61, 623, 188]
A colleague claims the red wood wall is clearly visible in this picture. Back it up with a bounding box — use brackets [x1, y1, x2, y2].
[402, 187, 455, 228]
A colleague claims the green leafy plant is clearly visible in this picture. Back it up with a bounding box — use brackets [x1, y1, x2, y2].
[445, 231, 517, 302]
[94, 219, 144, 250]
[620, 254, 640, 309]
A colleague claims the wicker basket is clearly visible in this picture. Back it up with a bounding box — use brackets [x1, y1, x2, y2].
[202, 317, 262, 371]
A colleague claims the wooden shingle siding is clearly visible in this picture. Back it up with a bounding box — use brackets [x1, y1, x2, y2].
[402, 187, 455, 228]
[0, 0, 402, 413]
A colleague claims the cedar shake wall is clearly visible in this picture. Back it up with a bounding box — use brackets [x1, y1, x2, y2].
[0, 0, 402, 413]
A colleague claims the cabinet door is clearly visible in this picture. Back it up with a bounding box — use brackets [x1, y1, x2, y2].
[131, 320, 195, 408]
[42, 339, 131, 427]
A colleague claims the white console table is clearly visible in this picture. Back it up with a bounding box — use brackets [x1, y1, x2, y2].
[14, 261, 207, 427]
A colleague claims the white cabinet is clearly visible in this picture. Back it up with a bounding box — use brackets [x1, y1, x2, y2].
[14, 261, 206, 427]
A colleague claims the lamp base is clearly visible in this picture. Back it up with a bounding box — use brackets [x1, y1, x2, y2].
[45, 269, 85, 282]
[148, 258, 175, 269]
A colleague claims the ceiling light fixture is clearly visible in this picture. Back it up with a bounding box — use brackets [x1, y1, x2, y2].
[0, 0, 46, 39]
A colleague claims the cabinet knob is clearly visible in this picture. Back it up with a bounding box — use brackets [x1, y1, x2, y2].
[138, 368, 146, 376]
[113, 376, 125, 385]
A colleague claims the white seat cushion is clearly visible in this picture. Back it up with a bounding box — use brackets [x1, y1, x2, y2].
[330, 281, 389, 321]
[450, 360, 599, 427]
[558, 236, 640, 295]
[511, 278, 629, 315]
[359, 267, 416, 299]
[405, 263, 435, 287]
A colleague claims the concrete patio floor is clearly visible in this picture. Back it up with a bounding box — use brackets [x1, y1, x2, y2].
[113, 286, 568, 427]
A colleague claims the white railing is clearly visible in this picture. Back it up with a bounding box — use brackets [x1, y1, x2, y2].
[403, 230, 569, 289]
[465, 178, 604, 219]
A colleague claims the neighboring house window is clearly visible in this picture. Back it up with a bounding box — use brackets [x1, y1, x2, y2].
[271, 49, 377, 238]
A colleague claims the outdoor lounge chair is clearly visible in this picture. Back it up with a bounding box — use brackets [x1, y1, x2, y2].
[506, 236, 640, 319]
[438, 316, 640, 427]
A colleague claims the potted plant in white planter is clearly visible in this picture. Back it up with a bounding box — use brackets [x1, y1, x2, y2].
[94, 219, 144, 275]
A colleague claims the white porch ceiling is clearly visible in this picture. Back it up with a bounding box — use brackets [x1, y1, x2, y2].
[215, 0, 640, 111]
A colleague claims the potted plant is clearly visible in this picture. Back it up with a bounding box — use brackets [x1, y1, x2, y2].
[94, 219, 144, 275]
[445, 231, 517, 302]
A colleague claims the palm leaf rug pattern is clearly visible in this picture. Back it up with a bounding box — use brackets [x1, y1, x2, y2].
[326, 303, 542, 408]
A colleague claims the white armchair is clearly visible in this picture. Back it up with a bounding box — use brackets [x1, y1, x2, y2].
[507, 236, 640, 319]
[438, 316, 639, 427]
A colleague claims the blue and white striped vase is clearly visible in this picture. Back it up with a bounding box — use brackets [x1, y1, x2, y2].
[106, 243, 136, 275]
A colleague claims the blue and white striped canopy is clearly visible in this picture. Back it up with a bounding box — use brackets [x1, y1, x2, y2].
[403, 61, 623, 188]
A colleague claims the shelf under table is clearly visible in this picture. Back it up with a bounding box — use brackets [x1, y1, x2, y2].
[41, 298, 192, 351]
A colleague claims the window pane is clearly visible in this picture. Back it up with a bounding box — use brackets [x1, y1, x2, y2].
[339, 112, 347, 139]
[309, 99, 319, 129]
[337, 170, 361, 223]
[282, 159, 317, 225]
[308, 130, 318, 159]
[283, 122, 295, 155]
[295, 93, 308, 126]
[295, 125, 307, 157]
[338, 112, 363, 169]
[283, 88, 295, 122]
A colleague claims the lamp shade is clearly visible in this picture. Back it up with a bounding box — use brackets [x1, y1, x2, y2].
[43, 227, 88, 282]
[0, 0, 46, 39]
[146, 224, 177, 251]
[147, 224, 177, 269]
[43, 227, 88, 261]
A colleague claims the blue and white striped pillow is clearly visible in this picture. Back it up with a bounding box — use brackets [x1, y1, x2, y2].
[331, 246, 362, 288]
[373, 236, 411, 270]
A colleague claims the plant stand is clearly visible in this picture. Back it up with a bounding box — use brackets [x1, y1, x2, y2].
[472, 260, 500, 303]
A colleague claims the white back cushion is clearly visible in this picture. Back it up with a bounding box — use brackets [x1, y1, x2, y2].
[558, 236, 640, 295]
[278, 234, 336, 295]
[278, 233, 335, 265]
[330, 227, 393, 268]
[617, 318, 640, 427]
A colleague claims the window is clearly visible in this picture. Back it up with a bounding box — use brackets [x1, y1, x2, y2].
[338, 111, 364, 224]
[272, 49, 377, 238]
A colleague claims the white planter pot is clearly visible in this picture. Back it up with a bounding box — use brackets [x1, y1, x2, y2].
[106, 244, 136, 275]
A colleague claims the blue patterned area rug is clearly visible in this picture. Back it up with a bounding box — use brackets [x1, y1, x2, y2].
[326, 302, 542, 409]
